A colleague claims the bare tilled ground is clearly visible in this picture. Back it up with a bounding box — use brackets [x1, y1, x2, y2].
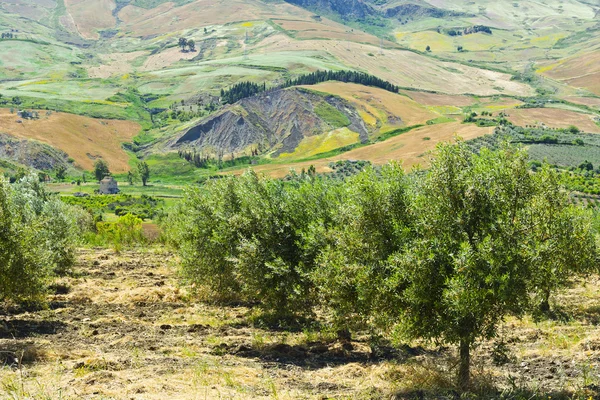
[1, 249, 600, 399]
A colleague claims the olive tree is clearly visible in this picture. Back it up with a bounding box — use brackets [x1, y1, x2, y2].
[390, 142, 596, 389]
[0, 175, 92, 303]
[316, 142, 597, 389]
[168, 170, 341, 318]
[0, 177, 49, 303]
[314, 163, 414, 329]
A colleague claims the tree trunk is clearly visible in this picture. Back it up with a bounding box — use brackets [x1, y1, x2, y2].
[539, 289, 550, 313]
[458, 338, 470, 391]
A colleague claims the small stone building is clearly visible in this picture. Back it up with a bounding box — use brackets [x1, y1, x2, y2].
[99, 176, 119, 195]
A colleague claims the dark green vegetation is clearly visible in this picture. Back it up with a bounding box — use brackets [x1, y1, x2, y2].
[163, 143, 599, 390]
[61, 194, 164, 221]
[220, 70, 400, 104]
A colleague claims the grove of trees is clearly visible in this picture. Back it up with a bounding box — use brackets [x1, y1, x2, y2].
[220, 70, 400, 104]
[163, 142, 598, 389]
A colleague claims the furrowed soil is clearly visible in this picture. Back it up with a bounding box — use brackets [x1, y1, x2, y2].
[2, 249, 600, 399]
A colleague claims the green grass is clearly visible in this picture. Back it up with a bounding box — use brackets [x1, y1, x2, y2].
[314, 102, 350, 128]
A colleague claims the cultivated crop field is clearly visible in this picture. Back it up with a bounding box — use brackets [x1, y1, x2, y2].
[506, 108, 600, 134]
[236, 121, 489, 178]
[303, 82, 440, 129]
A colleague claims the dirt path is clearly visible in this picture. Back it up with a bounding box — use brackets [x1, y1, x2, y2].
[1, 249, 600, 399]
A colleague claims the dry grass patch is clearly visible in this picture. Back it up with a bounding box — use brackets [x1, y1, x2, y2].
[88, 51, 148, 79]
[403, 91, 477, 107]
[0, 108, 140, 172]
[64, 0, 116, 40]
[539, 51, 600, 96]
[270, 39, 533, 96]
[118, 0, 314, 37]
[305, 82, 440, 127]
[141, 46, 198, 72]
[506, 107, 600, 133]
[2, 249, 600, 398]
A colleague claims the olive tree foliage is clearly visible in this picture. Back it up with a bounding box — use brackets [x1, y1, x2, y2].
[359, 142, 595, 389]
[0, 175, 92, 303]
[164, 170, 341, 318]
[314, 163, 415, 330]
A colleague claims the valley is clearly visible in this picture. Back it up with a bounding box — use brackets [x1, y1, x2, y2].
[0, 0, 598, 187]
[1, 1, 600, 398]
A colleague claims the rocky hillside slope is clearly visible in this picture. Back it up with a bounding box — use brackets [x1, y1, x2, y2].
[0, 134, 69, 171]
[169, 88, 370, 156]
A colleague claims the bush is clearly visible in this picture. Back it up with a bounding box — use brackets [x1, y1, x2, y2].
[0, 175, 90, 303]
[93, 213, 144, 251]
[165, 171, 341, 318]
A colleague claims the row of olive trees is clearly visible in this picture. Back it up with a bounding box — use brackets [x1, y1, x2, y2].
[163, 141, 598, 389]
[0, 175, 92, 304]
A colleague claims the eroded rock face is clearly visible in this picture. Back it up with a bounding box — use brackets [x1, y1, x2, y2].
[284, 0, 375, 20]
[0, 133, 69, 170]
[171, 88, 369, 155]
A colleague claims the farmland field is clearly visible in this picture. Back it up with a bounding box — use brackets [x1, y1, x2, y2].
[237, 121, 489, 178]
[0, 109, 140, 172]
[506, 108, 600, 134]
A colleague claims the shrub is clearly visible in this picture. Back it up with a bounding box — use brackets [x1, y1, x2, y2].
[94, 213, 144, 251]
[166, 171, 341, 318]
[0, 175, 90, 303]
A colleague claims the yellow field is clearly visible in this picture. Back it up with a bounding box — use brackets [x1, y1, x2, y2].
[240, 121, 489, 178]
[395, 31, 455, 52]
[302, 82, 440, 128]
[278, 128, 359, 159]
[0, 109, 140, 172]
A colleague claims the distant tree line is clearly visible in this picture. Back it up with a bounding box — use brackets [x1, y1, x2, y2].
[444, 25, 492, 36]
[284, 70, 399, 92]
[1, 32, 17, 39]
[220, 82, 266, 104]
[220, 70, 400, 105]
[178, 148, 259, 169]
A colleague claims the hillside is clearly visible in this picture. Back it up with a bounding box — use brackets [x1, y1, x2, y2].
[0, 0, 598, 180]
[170, 87, 370, 156]
[0, 109, 141, 172]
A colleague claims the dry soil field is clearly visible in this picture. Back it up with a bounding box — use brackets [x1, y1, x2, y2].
[2, 249, 600, 399]
[304, 82, 440, 128]
[240, 121, 489, 178]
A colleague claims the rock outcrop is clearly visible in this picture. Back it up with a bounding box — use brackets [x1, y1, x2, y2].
[170, 88, 369, 156]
